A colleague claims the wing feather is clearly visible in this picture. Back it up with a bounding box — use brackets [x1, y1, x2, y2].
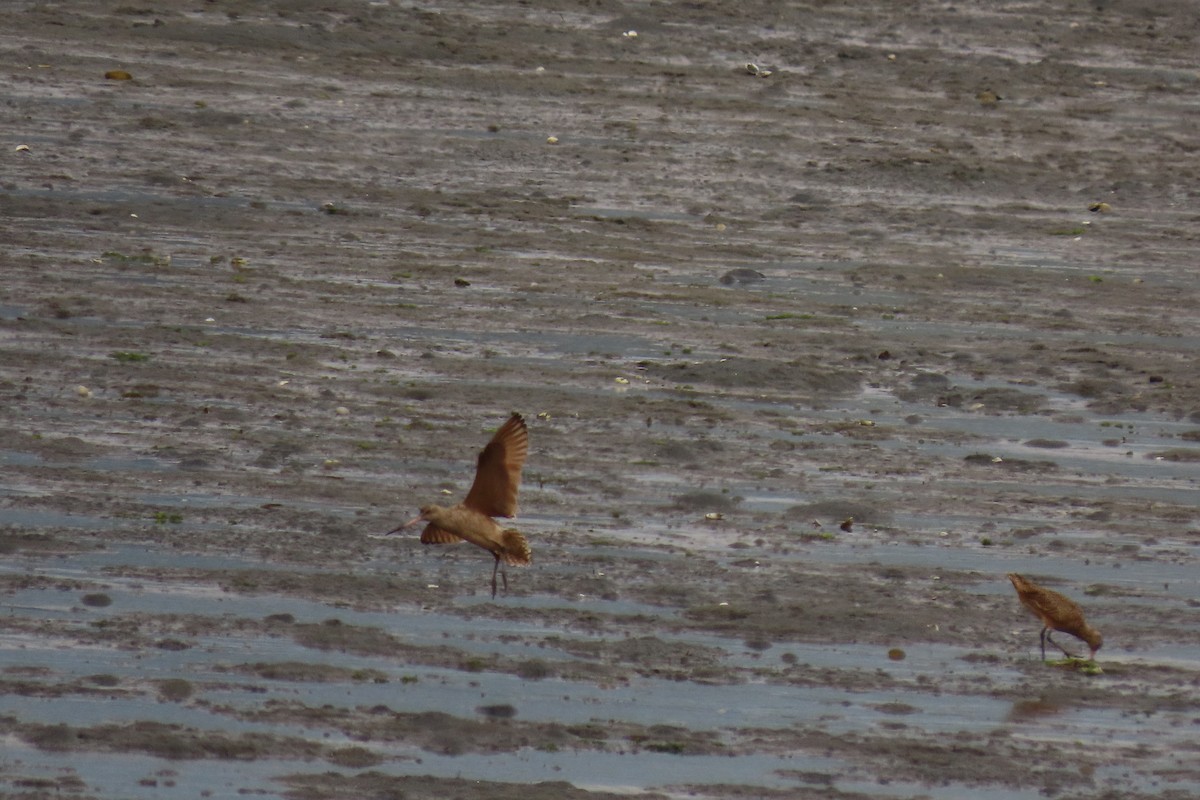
[420, 523, 464, 544]
[462, 413, 528, 518]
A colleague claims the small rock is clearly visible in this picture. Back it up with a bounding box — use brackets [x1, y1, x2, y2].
[719, 268, 766, 286]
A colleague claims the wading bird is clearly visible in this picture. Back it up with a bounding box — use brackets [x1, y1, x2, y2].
[387, 413, 531, 597]
[1007, 573, 1102, 660]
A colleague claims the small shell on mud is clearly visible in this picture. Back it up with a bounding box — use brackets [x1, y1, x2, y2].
[614, 377, 629, 384]
[744, 63, 772, 78]
[335, 406, 350, 416]
[75, 385, 93, 398]
[15, 144, 30, 153]
[622, 30, 638, 38]
[546, 136, 559, 144]
[704, 512, 724, 521]
[1089, 202, 1112, 213]
[105, 70, 133, 81]
[535, 66, 546, 73]
[536, 411, 551, 420]
[323, 459, 340, 468]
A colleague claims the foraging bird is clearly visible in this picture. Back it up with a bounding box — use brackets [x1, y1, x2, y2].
[1007, 573, 1102, 661]
[388, 414, 531, 597]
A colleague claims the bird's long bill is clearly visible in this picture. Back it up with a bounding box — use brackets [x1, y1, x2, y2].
[377, 514, 424, 537]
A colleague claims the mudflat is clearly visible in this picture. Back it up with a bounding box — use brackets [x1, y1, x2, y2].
[2, 2, 1199, 798]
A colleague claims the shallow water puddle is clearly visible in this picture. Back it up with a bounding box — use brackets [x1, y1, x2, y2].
[0, 743, 847, 800]
[0, 746, 289, 800]
[3, 539, 1196, 798]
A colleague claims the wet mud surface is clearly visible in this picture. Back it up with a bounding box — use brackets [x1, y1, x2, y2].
[3, 1, 1200, 798]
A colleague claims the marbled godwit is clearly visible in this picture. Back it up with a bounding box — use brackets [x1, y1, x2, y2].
[388, 413, 531, 597]
[1007, 573, 1102, 661]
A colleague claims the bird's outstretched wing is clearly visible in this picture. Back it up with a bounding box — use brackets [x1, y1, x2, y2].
[420, 523, 464, 544]
[462, 413, 528, 518]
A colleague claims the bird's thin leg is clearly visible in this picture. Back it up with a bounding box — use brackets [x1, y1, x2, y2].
[1044, 630, 1078, 659]
[490, 555, 500, 599]
[500, 562, 509, 595]
[1039, 627, 1048, 661]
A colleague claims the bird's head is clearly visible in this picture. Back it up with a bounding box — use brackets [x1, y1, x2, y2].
[415, 504, 444, 522]
[1083, 626, 1103, 661]
[380, 504, 443, 536]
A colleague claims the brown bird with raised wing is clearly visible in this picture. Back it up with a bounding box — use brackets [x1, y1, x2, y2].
[1007, 573, 1102, 661]
[388, 413, 531, 597]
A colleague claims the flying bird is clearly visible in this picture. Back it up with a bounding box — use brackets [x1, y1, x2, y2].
[1007, 573, 1102, 661]
[387, 413, 531, 597]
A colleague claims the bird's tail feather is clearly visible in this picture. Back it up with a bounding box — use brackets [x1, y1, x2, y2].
[500, 529, 531, 566]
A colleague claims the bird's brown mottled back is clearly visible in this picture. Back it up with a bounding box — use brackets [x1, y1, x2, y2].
[1007, 573, 1102, 659]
